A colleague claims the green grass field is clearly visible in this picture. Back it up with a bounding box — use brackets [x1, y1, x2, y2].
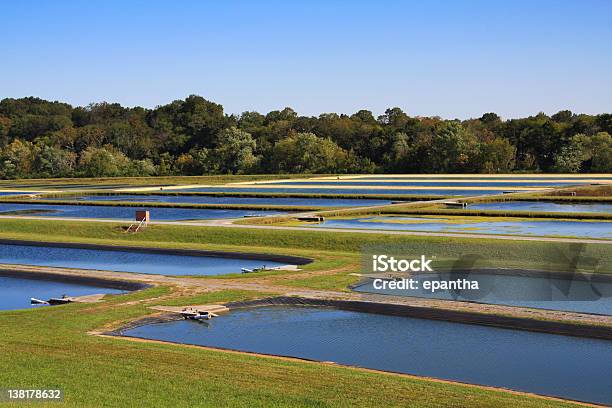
[0, 198, 331, 212]
[0, 200, 609, 406]
[0, 218, 609, 274]
[0, 286, 582, 407]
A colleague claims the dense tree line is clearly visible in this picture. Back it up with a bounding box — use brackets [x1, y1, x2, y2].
[0, 95, 610, 179]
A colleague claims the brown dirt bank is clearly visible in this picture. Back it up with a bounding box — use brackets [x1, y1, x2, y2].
[4, 264, 612, 340]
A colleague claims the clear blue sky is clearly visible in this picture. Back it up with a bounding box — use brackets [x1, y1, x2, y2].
[1, 0, 611, 119]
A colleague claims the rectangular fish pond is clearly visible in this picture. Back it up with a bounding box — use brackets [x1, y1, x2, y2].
[48, 195, 394, 207]
[311, 216, 612, 239]
[0, 203, 285, 221]
[169, 187, 523, 196]
[0, 243, 293, 276]
[333, 176, 612, 181]
[0, 191, 31, 196]
[353, 271, 612, 315]
[266, 180, 582, 187]
[121, 305, 612, 405]
[466, 201, 612, 214]
[0, 275, 126, 311]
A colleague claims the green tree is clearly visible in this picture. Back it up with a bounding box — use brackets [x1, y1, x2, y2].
[553, 145, 582, 173]
[573, 132, 612, 172]
[480, 138, 516, 173]
[77, 145, 130, 177]
[428, 122, 478, 173]
[212, 127, 258, 174]
[0, 139, 35, 178]
[0, 116, 11, 147]
[33, 142, 76, 177]
[272, 132, 348, 173]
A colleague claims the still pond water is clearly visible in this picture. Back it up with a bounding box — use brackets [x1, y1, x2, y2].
[51, 194, 393, 207]
[0, 203, 284, 221]
[467, 201, 612, 214]
[354, 272, 612, 315]
[171, 187, 516, 196]
[313, 216, 612, 239]
[0, 244, 285, 276]
[123, 305, 612, 405]
[0, 275, 123, 310]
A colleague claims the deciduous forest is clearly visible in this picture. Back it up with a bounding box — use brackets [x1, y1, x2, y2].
[0, 95, 610, 178]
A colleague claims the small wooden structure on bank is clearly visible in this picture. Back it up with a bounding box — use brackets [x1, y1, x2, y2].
[126, 210, 150, 233]
[296, 215, 325, 222]
[151, 304, 229, 321]
[441, 201, 467, 208]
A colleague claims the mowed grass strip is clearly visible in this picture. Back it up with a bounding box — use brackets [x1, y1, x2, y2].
[0, 198, 329, 212]
[0, 174, 322, 189]
[0, 218, 609, 275]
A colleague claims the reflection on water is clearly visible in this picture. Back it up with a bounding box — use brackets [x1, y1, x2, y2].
[468, 201, 612, 213]
[0, 276, 123, 310]
[123, 306, 612, 405]
[274, 180, 578, 187]
[0, 244, 285, 276]
[313, 216, 612, 238]
[0, 191, 29, 196]
[354, 272, 612, 315]
[51, 195, 392, 207]
[170, 187, 512, 196]
[0, 203, 283, 221]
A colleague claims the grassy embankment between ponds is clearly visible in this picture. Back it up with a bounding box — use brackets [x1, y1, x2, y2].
[0, 218, 610, 285]
[0, 216, 608, 406]
[352, 207, 612, 220]
[235, 204, 612, 225]
[0, 288, 584, 408]
[229, 184, 610, 221]
[0, 198, 333, 212]
[28, 190, 449, 201]
[462, 184, 612, 204]
[0, 174, 322, 190]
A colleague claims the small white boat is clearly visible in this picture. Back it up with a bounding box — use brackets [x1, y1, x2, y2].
[30, 298, 49, 305]
[181, 310, 218, 321]
[242, 265, 269, 273]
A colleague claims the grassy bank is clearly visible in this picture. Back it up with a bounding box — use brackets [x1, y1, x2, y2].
[368, 208, 612, 220]
[0, 174, 322, 189]
[32, 190, 448, 201]
[0, 288, 578, 407]
[464, 195, 612, 204]
[0, 198, 328, 212]
[0, 218, 609, 275]
[545, 184, 612, 197]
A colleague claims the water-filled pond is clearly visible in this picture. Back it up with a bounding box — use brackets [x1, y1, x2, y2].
[334, 176, 612, 181]
[0, 203, 285, 221]
[0, 191, 30, 196]
[0, 275, 123, 311]
[313, 216, 612, 239]
[170, 187, 516, 196]
[122, 305, 612, 405]
[0, 244, 285, 276]
[50, 195, 393, 207]
[467, 201, 612, 213]
[353, 272, 612, 315]
[272, 180, 578, 187]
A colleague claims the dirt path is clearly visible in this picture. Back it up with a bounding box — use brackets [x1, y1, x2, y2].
[4, 263, 611, 332]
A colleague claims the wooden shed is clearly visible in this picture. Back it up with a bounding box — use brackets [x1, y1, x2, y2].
[135, 210, 150, 223]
